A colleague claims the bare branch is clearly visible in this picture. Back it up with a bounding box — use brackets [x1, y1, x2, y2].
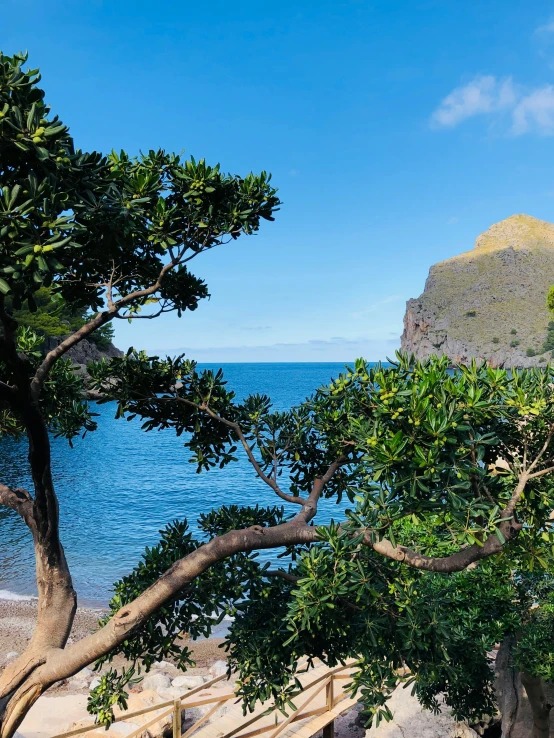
[31, 253, 183, 399]
[526, 423, 554, 475]
[173, 396, 306, 506]
[527, 464, 554, 480]
[293, 456, 348, 524]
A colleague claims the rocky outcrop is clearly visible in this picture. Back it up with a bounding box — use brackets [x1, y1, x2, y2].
[42, 335, 123, 373]
[401, 214, 554, 367]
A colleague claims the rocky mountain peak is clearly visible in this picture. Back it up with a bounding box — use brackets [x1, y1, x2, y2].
[401, 214, 554, 367]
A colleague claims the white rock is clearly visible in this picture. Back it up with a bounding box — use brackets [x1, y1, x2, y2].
[365, 684, 479, 738]
[142, 672, 171, 694]
[159, 686, 185, 700]
[209, 660, 228, 678]
[67, 679, 88, 691]
[172, 675, 205, 690]
[89, 677, 101, 691]
[77, 667, 93, 678]
[152, 660, 171, 670]
[5, 651, 18, 663]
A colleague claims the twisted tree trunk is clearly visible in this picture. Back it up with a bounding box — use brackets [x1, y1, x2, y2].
[521, 672, 551, 738]
[0, 384, 77, 736]
[495, 637, 522, 738]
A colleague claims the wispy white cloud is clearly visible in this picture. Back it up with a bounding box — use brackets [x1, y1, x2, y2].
[431, 74, 554, 136]
[447, 216, 459, 225]
[149, 337, 401, 363]
[351, 295, 402, 320]
[512, 85, 554, 134]
[535, 18, 554, 34]
[430, 75, 516, 128]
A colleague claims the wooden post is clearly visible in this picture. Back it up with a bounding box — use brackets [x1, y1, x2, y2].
[323, 677, 334, 738]
[173, 699, 182, 738]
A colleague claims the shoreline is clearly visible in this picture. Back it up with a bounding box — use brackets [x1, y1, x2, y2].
[0, 597, 228, 675]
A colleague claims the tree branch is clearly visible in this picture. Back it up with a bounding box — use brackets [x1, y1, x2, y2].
[0, 484, 35, 532]
[526, 423, 554, 475]
[172, 396, 307, 506]
[31, 253, 183, 399]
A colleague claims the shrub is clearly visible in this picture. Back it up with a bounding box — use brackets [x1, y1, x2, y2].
[526, 348, 537, 357]
[543, 321, 554, 353]
[510, 339, 520, 348]
[466, 310, 476, 317]
[511, 328, 517, 335]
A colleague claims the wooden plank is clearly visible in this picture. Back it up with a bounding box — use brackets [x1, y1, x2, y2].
[182, 698, 230, 738]
[197, 662, 357, 738]
[125, 706, 174, 738]
[267, 678, 330, 738]
[181, 693, 236, 709]
[53, 701, 175, 738]
[54, 673, 229, 738]
[231, 706, 329, 738]
[174, 699, 183, 738]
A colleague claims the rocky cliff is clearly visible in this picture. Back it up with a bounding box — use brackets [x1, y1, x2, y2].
[401, 214, 554, 367]
[42, 335, 123, 374]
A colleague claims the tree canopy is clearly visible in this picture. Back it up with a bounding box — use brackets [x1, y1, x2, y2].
[86, 351, 554, 732]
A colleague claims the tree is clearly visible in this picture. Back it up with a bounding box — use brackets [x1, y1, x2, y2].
[0, 51, 279, 735]
[1, 51, 554, 738]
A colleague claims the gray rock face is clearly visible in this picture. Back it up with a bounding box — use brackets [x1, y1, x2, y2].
[42, 335, 123, 373]
[401, 214, 554, 367]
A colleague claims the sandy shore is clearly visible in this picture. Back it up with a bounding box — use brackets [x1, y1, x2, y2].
[0, 597, 227, 671]
[0, 598, 365, 738]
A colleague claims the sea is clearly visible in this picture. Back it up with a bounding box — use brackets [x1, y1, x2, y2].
[0, 362, 370, 607]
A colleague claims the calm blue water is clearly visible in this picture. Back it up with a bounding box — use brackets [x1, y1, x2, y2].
[0, 363, 363, 606]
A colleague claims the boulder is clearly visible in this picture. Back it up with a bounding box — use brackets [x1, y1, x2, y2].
[209, 660, 228, 678]
[365, 684, 478, 738]
[172, 675, 205, 690]
[142, 672, 172, 694]
[159, 686, 186, 701]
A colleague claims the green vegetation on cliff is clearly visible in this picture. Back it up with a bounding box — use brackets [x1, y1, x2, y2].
[4, 287, 115, 350]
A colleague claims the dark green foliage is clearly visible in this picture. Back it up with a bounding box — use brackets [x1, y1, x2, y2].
[199, 505, 286, 537]
[0, 51, 279, 444]
[0, 326, 96, 441]
[547, 285, 554, 314]
[465, 310, 476, 317]
[543, 321, 554, 353]
[0, 52, 279, 316]
[510, 339, 520, 348]
[511, 328, 517, 335]
[492, 337, 499, 344]
[526, 348, 537, 357]
[2, 286, 115, 350]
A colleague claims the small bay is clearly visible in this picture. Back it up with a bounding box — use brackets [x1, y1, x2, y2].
[0, 362, 373, 605]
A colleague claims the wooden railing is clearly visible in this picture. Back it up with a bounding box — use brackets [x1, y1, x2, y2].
[52, 661, 356, 738]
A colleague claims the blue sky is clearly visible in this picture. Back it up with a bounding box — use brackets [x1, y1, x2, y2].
[4, 0, 554, 360]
